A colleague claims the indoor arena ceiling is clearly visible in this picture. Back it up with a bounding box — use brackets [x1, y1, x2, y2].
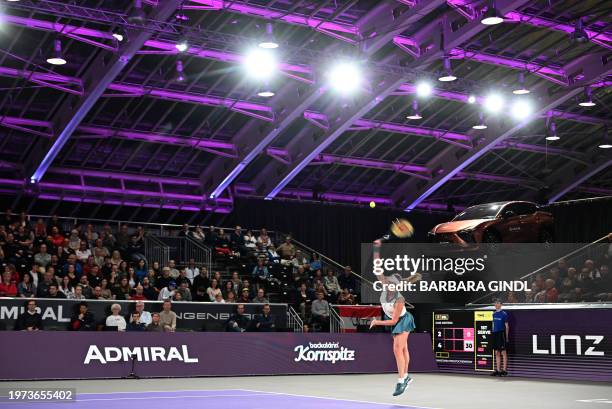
[0, 0, 610, 216]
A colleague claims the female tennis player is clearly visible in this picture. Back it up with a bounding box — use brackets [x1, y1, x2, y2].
[369, 238, 421, 396]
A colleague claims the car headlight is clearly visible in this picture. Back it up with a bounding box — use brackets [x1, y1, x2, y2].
[457, 229, 476, 242]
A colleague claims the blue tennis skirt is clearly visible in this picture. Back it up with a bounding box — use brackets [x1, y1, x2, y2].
[390, 311, 415, 334]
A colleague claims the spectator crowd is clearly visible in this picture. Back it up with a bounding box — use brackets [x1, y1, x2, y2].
[0, 210, 360, 332]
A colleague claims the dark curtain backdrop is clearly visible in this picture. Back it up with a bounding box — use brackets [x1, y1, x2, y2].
[544, 197, 612, 242]
[218, 199, 451, 271]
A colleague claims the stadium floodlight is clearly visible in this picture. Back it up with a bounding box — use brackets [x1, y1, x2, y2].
[258, 23, 279, 49]
[545, 122, 559, 141]
[484, 93, 504, 113]
[512, 72, 530, 95]
[257, 82, 275, 97]
[511, 99, 533, 120]
[244, 48, 278, 80]
[406, 100, 422, 120]
[438, 57, 457, 82]
[175, 36, 188, 52]
[467, 95, 477, 104]
[481, 0, 504, 25]
[327, 61, 362, 95]
[578, 87, 596, 107]
[598, 127, 611, 149]
[46, 39, 67, 65]
[472, 112, 487, 129]
[416, 81, 432, 97]
[175, 60, 185, 82]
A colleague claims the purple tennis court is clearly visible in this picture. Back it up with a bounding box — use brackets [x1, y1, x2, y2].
[1, 389, 431, 409]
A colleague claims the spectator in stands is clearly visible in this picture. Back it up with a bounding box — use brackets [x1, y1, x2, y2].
[110, 250, 122, 267]
[226, 303, 250, 332]
[69, 285, 87, 300]
[192, 226, 205, 242]
[47, 283, 67, 299]
[178, 224, 191, 237]
[311, 291, 330, 331]
[176, 269, 191, 288]
[36, 270, 55, 298]
[15, 299, 43, 331]
[204, 225, 217, 246]
[185, 258, 199, 284]
[336, 288, 355, 305]
[34, 244, 51, 268]
[242, 278, 254, 299]
[18, 273, 36, 298]
[254, 304, 275, 332]
[226, 291, 236, 303]
[267, 245, 281, 264]
[257, 228, 273, 248]
[159, 299, 177, 332]
[177, 281, 192, 301]
[338, 266, 357, 294]
[134, 301, 152, 325]
[303, 324, 310, 333]
[310, 253, 322, 272]
[156, 267, 173, 290]
[93, 239, 109, 267]
[99, 279, 113, 300]
[130, 284, 147, 301]
[91, 286, 104, 300]
[127, 311, 146, 331]
[324, 269, 340, 301]
[293, 266, 308, 285]
[168, 259, 180, 279]
[544, 279, 559, 302]
[215, 228, 233, 256]
[212, 271, 222, 284]
[158, 281, 177, 301]
[67, 230, 81, 252]
[59, 275, 78, 298]
[230, 226, 246, 255]
[114, 277, 132, 301]
[78, 275, 93, 299]
[193, 286, 208, 302]
[292, 250, 309, 272]
[230, 271, 242, 292]
[213, 292, 225, 303]
[76, 241, 91, 264]
[277, 236, 296, 262]
[0, 270, 17, 296]
[296, 282, 314, 317]
[252, 288, 269, 304]
[238, 288, 251, 304]
[84, 224, 98, 247]
[70, 302, 95, 331]
[134, 259, 147, 284]
[252, 259, 270, 286]
[146, 312, 164, 332]
[222, 280, 235, 298]
[106, 303, 127, 331]
[313, 279, 328, 298]
[192, 268, 210, 294]
[244, 229, 257, 251]
[126, 234, 145, 263]
[141, 276, 158, 300]
[116, 224, 130, 251]
[207, 279, 221, 301]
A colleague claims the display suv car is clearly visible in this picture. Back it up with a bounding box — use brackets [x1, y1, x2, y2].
[428, 201, 554, 244]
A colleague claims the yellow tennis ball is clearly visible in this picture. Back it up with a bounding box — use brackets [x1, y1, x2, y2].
[369, 201, 376, 208]
[391, 218, 414, 238]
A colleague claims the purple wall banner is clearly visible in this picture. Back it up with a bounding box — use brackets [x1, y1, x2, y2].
[0, 332, 437, 380]
[433, 307, 612, 382]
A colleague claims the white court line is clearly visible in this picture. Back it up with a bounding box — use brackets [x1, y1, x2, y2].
[576, 399, 612, 404]
[237, 388, 445, 409]
[76, 389, 247, 396]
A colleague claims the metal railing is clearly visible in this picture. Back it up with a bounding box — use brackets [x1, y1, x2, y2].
[144, 235, 169, 268]
[329, 306, 344, 333]
[287, 306, 304, 332]
[152, 236, 211, 271]
[468, 233, 611, 305]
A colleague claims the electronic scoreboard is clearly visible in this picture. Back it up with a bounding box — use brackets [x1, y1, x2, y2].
[433, 310, 494, 372]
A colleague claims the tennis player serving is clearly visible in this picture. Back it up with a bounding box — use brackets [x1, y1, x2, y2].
[369, 237, 421, 396]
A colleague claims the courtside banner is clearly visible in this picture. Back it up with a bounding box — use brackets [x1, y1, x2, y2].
[433, 307, 612, 382]
[0, 332, 437, 380]
[0, 298, 287, 331]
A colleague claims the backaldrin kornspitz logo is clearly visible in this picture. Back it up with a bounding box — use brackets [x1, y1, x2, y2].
[294, 342, 356, 364]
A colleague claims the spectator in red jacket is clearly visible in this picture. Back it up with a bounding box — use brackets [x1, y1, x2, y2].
[0, 270, 18, 296]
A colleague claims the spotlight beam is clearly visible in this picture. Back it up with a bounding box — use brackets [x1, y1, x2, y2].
[547, 158, 612, 203]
